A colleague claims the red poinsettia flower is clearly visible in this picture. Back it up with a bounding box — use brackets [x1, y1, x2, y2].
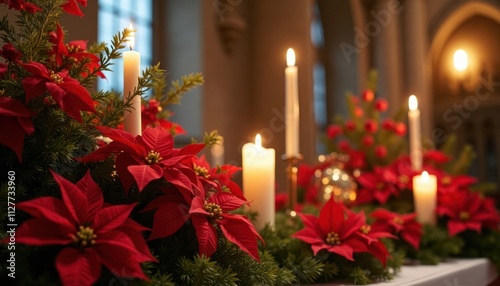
[1, 0, 41, 13]
[141, 99, 185, 135]
[190, 155, 245, 200]
[13, 170, 156, 286]
[21, 61, 96, 122]
[371, 209, 423, 250]
[0, 43, 21, 62]
[0, 97, 34, 161]
[79, 126, 204, 197]
[424, 150, 451, 165]
[346, 149, 366, 170]
[437, 190, 500, 236]
[388, 156, 416, 191]
[427, 167, 477, 194]
[293, 198, 385, 263]
[50, 24, 105, 79]
[62, 0, 87, 17]
[189, 190, 263, 261]
[356, 166, 399, 204]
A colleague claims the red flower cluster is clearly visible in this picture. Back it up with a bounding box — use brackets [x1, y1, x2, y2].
[293, 198, 394, 265]
[141, 99, 185, 135]
[81, 127, 263, 262]
[0, 97, 34, 161]
[14, 170, 156, 286]
[371, 209, 422, 249]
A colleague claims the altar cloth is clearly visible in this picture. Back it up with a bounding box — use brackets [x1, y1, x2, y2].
[313, 258, 498, 286]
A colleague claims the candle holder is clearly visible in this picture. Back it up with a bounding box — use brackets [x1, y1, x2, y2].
[282, 154, 303, 216]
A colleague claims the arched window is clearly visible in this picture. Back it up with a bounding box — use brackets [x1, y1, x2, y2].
[97, 0, 153, 92]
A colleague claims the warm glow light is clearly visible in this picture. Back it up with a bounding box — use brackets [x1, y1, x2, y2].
[421, 171, 429, 182]
[453, 49, 468, 71]
[255, 134, 262, 149]
[409, 95, 418, 111]
[286, 48, 295, 67]
[128, 23, 135, 50]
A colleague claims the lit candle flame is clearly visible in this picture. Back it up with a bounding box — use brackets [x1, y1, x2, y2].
[409, 95, 418, 111]
[128, 23, 135, 50]
[453, 49, 468, 71]
[255, 134, 262, 149]
[421, 171, 429, 182]
[286, 48, 295, 67]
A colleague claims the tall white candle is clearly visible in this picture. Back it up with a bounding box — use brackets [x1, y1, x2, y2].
[408, 95, 422, 170]
[412, 171, 437, 225]
[285, 48, 299, 157]
[123, 24, 141, 136]
[242, 134, 275, 230]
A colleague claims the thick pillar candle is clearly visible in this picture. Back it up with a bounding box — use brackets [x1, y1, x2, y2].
[412, 171, 437, 225]
[242, 134, 275, 230]
[408, 95, 422, 171]
[123, 24, 141, 136]
[285, 48, 299, 157]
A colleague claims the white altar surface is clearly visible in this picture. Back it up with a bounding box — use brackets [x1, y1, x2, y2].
[315, 258, 498, 286]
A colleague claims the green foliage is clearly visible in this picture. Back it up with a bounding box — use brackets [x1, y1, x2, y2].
[407, 225, 463, 265]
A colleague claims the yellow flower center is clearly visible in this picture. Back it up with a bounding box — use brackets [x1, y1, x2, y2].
[360, 225, 371, 234]
[71, 226, 96, 247]
[193, 163, 210, 179]
[325, 231, 341, 245]
[204, 202, 222, 220]
[459, 211, 470, 221]
[399, 175, 409, 184]
[66, 44, 81, 53]
[144, 150, 163, 165]
[441, 176, 452, 186]
[393, 217, 403, 225]
[50, 71, 64, 84]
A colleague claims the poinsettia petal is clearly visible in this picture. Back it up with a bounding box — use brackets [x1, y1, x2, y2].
[115, 152, 141, 193]
[447, 220, 469, 236]
[163, 168, 196, 200]
[22, 76, 48, 102]
[401, 228, 421, 250]
[219, 215, 262, 261]
[62, 0, 85, 16]
[292, 227, 325, 246]
[138, 127, 174, 157]
[93, 204, 137, 233]
[56, 248, 101, 286]
[76, 171, 103, 222]
[319, 198, 343, 236]
[147, 202, 190, 241]
[17, 196, 75, 228]
[341, 211, 366, 239]
[117, 221, 157, 262]
[16, 218, 74, 246]
[311, 244, 330, 256]
[328, 244, 354, 261]
[51, 170, 87, 224]
[191, 215, 218, 257]
[128, 164, 163, 192]
[175, 143, 205, 157]
[0, 117, 30, 161]
[141, 192, 187, 213]
[95, 232, 151, 281]
[211, 191, 246, 211]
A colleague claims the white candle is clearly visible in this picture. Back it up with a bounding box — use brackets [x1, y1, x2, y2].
[242, 134, 275, 230]
[211, 137, 225, 167]
[123, 24, 141, 136]
[408, 95, 422, 171]
[412, 171, 437, 225]
[285, 48, 299, 157]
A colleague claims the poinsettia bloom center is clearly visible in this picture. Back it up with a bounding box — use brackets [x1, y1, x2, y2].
[399, 175, 409, 184]
[441, 176, 452, 186]
[376, 182, 385, 190]
[325, 231, 341, 245]
[459, 211, 470, 221]
[360, 225, 371, 234]
[204, 202, 223, 220]
[144, 150, 163, 165]
[71, 225, 97, 247]
[66, 43, 81, 53]
[393, 217, 403, 225]
[193, 163, 210, 179]
[50, 71, 64, 84]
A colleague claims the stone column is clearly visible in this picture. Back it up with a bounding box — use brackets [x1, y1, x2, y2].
[404, 0, 432, 139]
[373, 0, 405, 113]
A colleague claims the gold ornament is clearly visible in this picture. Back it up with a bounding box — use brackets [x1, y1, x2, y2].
[315, 153, 357, 204]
